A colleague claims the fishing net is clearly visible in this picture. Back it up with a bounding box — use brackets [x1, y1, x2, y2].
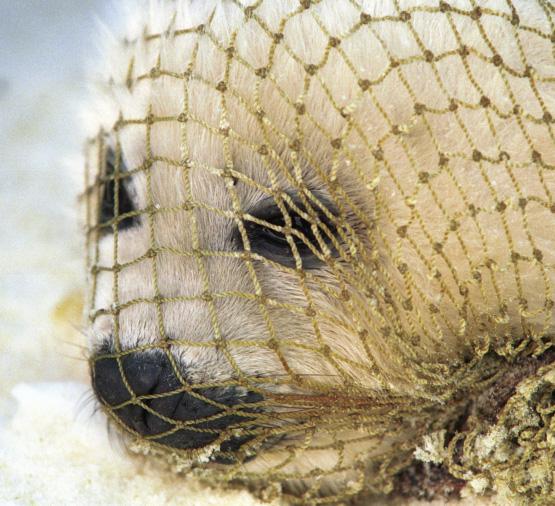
[83, 0, 555, 503]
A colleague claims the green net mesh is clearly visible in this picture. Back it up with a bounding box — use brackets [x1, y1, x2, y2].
[84, 0, 555, 503]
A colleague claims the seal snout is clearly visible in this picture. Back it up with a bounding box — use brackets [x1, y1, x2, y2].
[91, 349, 262, 451]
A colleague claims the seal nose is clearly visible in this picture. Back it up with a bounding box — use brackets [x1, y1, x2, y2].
[91, 349, 262, 451]
[92, 351, 165, 406]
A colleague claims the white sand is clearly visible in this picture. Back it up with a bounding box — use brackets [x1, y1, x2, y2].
[0, 382, 269, 506]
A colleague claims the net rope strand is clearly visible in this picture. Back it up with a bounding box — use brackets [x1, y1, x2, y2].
[84, 1, 555, 503]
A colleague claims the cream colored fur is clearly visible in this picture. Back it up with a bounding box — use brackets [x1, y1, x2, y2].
[85, 0, 555, 500]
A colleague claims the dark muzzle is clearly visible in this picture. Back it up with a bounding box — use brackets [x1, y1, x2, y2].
[91, 349, 262, 453]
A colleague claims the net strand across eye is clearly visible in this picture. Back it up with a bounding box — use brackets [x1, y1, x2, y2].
[84, 1, 554, 503]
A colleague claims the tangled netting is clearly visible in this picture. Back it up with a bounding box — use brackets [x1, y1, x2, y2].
[84, 0, 555, 503]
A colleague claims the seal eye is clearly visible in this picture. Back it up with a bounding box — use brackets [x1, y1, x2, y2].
[243, 196, 338, 269]
[98, 147, 137, 232]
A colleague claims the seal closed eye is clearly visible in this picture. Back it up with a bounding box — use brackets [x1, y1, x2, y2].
[98, 147, 138, 232]
[240, 193, 339, 269]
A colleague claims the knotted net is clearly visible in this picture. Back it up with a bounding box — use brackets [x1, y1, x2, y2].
[84, 0, 555, 503]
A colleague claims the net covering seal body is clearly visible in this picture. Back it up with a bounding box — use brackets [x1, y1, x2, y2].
[83, 0, 555, 503]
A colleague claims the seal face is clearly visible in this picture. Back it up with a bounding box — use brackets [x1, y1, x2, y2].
[84, 0, 555, 502]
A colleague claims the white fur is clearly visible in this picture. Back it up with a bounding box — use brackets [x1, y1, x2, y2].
[84, 0, 555, 499]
